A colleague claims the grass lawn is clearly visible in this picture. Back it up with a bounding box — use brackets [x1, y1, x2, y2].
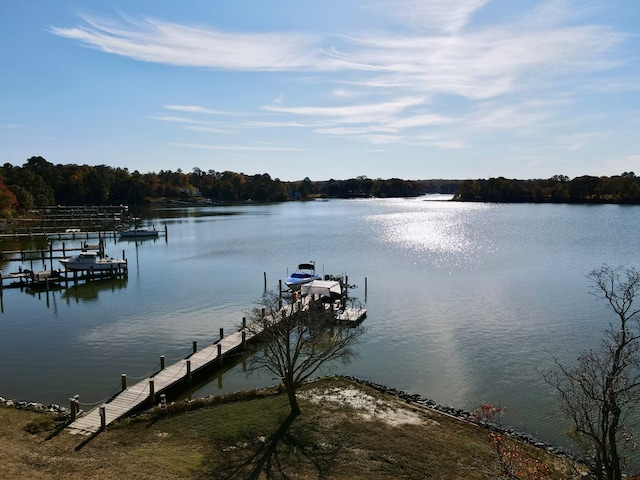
[0, 376, 581, 479]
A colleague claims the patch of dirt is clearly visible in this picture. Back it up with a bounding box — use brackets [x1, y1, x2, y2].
[300, 386, 438, 427]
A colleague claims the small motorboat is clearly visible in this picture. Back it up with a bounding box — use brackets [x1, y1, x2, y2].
[285, 262, 322, 290]
[59, 251, 127, 271]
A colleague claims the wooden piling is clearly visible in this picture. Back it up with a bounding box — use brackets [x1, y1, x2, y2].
[70, 396, 78, 422]
[192, 340, 197, 353]
[149, 380, 155, 405]
[121, 374, 127, 391]
[160, 355, 165, 370]
[219, 327, 224, 340]
[186, 360, 192, 384]
[99, 406, 106, 430]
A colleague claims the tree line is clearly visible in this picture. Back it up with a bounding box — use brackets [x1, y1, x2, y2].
[453, 173, 640, 203]
[2, 156, 640, 217]
[0, 156, 457, 216]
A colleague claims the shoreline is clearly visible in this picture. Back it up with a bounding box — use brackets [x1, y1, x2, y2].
[0, 374, 589, 469]
[341, 376, 587, 467]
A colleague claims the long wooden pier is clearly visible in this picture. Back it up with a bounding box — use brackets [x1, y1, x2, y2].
[67, 328, 254, 435]
[66, 303, 282, 436]
[66, 279, 366, 436]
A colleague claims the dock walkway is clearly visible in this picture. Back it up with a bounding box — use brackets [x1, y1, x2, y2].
[67, 328, 255, 435]
[66, 284, 365, 436]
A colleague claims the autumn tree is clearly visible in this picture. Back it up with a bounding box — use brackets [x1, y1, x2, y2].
[245, 291, 363, 415]
[544, 265, 640, 480]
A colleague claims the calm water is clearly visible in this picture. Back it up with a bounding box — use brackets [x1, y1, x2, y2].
[2, 197, 639, 452]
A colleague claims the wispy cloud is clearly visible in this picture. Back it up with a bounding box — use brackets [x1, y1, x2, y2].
[164, 105, 226, 115]
[150, 115, 213, 125]
[50, 0, 631, 155]
[51, 14, 324, 71]
[372, 0, 489, 33]
[168, 142, 304, 152]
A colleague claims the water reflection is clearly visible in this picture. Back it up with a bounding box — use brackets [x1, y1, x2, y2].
[62, 277, 128, 303]
[367, 201, 496, 269]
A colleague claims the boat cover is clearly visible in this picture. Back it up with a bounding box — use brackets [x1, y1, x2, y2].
[300, 280, 342, 298]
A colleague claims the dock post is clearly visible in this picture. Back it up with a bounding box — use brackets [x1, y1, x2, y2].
[365, 277, 368, 300]
[192, 340, 197, 353]
[264, 271, 267, 291]
[69, 396, 79, 422]
[49, 244, 53, 270]
[242, 331, 246, 344]
[219, 327, 224, 340]
[149, 380, 155, 405]
[99, 406, 106, 430]
[160, 355, 165, 370]
[186, 360, 192, 384]
[121, 374, 127, 391]
[279, 280, 282, 309]
[217, 344, 222, 363]
[0, 272, 3, 295]
[242, 317, 246, 329]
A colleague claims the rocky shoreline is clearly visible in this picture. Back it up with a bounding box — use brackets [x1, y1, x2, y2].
[341, 375, 589, 468]
[0, 396, 70, 416]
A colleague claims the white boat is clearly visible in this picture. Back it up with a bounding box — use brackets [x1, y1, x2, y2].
[285, 262, 322, 290]
[59, 251, 127, 271]
[119, 228, 159, 238]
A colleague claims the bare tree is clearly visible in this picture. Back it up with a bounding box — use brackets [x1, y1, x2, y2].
[544, 265, 640, 480]
[245, 291, 364, 415]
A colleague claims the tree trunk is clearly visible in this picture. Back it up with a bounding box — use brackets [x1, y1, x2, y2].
[286, 384, 301, 416]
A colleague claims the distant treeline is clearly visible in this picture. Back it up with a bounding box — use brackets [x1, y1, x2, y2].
[0, 156, 458, 216]
[453, 173, 640, 203]
[1, 157, 638, 217]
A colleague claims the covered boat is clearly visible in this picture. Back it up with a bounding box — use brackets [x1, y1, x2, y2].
[285, 262, 322, 290]
[59, 251, 127, 271]
[300, 279, 343, 298]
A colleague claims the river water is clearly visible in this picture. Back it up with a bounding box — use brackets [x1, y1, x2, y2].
[1, 196, 639, 453]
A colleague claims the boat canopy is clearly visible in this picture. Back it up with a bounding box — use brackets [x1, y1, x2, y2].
[298, 263, 315, 270]
[300, 280, 342, 298]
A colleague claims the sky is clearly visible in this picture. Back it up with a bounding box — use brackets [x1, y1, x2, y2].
[1, 0, 640, 182]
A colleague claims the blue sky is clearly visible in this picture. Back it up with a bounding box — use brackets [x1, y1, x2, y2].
[1, 1, 639, 181]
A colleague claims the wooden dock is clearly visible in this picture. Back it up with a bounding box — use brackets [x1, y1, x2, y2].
[65, 279, 366, 436]
[0, 262, 128, 292]
[334, 307, 367, 324]
[67, 327, 255, 435]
